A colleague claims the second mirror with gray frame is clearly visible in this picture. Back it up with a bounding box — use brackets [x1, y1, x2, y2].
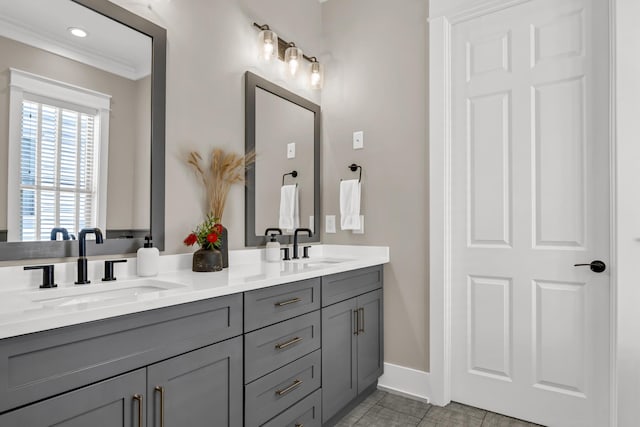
[245, 71, 320, 246]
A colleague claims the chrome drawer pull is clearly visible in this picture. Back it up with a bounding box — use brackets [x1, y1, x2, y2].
[295, 424, 304, 427]
[358, 307, 365, 334]
[275, 336, 302, 350]
[275, 297, 302, 307]
[275, 379, 303, 396]
[353, 310, 359, 335]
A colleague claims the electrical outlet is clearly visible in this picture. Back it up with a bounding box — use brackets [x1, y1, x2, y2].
[325, 215, 336, 233]
[352, 215, 364, 234]
[287, 142, 296, 159]
[353, 131, 364, 150]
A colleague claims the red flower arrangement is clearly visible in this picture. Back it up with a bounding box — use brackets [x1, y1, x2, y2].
[184, 214, 223, 250]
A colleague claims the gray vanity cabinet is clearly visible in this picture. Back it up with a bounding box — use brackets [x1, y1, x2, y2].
[0, 294, 243, 426]
[147, 336, 243, 427]
[0, 368, 146, 427]
[0, 265, 384, 427]
[321, 266, 384, 424]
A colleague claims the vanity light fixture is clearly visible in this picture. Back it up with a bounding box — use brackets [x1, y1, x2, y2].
[284, 42, 303, 76]
[256, 24, 278, 61]
[309, 57, 324, 90]
[68, 27, 88, 38]
[252, 22, 324, 89]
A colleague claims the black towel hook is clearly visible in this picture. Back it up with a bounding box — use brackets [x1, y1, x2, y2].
[348, 164, 362, 183]
[282, 170, 298, 185]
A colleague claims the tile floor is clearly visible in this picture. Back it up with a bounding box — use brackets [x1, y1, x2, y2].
[334, 390, 544, 427]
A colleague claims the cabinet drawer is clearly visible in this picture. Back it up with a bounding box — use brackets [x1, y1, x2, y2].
[244, 278, 320, 332]
[245, 350, 321, 427]
[245, 311, 321, 383]
[261, 388, 322, 427]
[322, 266, 383, 307]
[0, 294, 242, 413]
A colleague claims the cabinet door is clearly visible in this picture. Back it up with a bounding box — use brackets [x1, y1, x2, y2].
[321, 297, 358, 423]
[0, 369, 146, 427]
[357, 289, 384, 393]
[147, 336, 243, 427]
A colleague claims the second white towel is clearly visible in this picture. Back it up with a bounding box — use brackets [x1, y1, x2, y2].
[279, 184, 299, 232]
[340, 179, 361, 230]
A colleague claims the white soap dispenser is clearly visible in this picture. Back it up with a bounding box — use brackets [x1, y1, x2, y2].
[265, 228, 282, 263]
[137, 235, 160, 276]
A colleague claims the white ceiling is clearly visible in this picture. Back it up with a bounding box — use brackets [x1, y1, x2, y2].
[0, 0, 151, 80]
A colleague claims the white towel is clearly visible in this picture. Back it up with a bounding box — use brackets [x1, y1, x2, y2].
[340, 179, 361, 230]
[279, 184, 299, 231]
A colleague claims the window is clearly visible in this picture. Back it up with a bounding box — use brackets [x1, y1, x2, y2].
[7, 69, 110, 242]
[19, 98, 99, 241]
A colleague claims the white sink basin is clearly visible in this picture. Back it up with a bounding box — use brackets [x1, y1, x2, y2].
[292, 258, 352, 268]
[21, 279, 185, 310]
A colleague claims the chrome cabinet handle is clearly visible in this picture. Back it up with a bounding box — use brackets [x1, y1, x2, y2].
[358, 307, 365, 334]
[133, 394, 143, 427]
[154, 386, 165, 427]
[295, 424, 304, 427]
[275, 336, 302, 350]
[275, 297, 301, 307]
[275, 379, 302, 396]
[353, 309, 359, 335]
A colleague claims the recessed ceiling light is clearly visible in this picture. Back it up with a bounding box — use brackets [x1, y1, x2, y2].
[68, 27, 88, 38]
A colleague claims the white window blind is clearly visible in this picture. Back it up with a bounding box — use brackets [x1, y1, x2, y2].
[19, 99, 99, 241]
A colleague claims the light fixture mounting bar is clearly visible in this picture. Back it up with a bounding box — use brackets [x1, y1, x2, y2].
[253, 22, 315, 63]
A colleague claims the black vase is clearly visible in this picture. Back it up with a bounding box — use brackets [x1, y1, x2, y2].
[192, 248, 223, 272]
[220, 225, 229, 268]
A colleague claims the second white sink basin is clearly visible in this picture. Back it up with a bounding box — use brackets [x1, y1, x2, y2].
[292, 258, 352, 268]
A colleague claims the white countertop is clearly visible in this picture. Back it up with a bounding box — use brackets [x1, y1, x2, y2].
[0, 245, 389, 340]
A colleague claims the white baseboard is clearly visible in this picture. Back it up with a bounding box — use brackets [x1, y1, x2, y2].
[377, 362, 432, 403]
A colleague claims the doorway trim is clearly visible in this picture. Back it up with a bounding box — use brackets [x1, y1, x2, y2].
[427, 0, 618, 425]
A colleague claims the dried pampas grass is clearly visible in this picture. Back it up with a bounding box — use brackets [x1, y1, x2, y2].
[188, 148, 256, 220]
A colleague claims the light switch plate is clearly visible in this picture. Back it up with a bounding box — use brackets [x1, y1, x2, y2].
[353, 131, 364, 150]
[309, 215, 314, 233]
[325, 215, 336, 233]
[352, 215, 364, 234]
[287, 142, 296, 159]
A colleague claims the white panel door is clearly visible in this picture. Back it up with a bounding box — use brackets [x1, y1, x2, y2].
[450, 0, 610, 426]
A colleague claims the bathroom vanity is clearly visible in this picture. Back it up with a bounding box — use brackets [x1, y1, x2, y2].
[0, 246, 387, 426]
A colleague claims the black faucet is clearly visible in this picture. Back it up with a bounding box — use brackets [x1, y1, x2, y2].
[75, 228, 104, 285]
[292, 228, 313, 259]
[50, 227, 70, 241]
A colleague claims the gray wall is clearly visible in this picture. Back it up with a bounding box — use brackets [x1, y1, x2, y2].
[320, 0, 429, 372]
[109, 0, 322, 250]
[0, 36, 150, 232]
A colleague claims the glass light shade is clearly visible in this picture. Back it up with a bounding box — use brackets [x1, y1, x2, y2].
[284, 45, 303, 76]
[258, 29, 278, 61]
[310, 61, 324, 90]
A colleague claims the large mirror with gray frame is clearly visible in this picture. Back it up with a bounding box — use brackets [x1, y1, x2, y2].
[0, 0, 165, 260]
[245, 71, 320, 246]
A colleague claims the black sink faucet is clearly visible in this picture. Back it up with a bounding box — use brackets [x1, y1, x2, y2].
[75, 228, 104, 285]
[292, 228, 313, 259]
[50, 227, 70, 241]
